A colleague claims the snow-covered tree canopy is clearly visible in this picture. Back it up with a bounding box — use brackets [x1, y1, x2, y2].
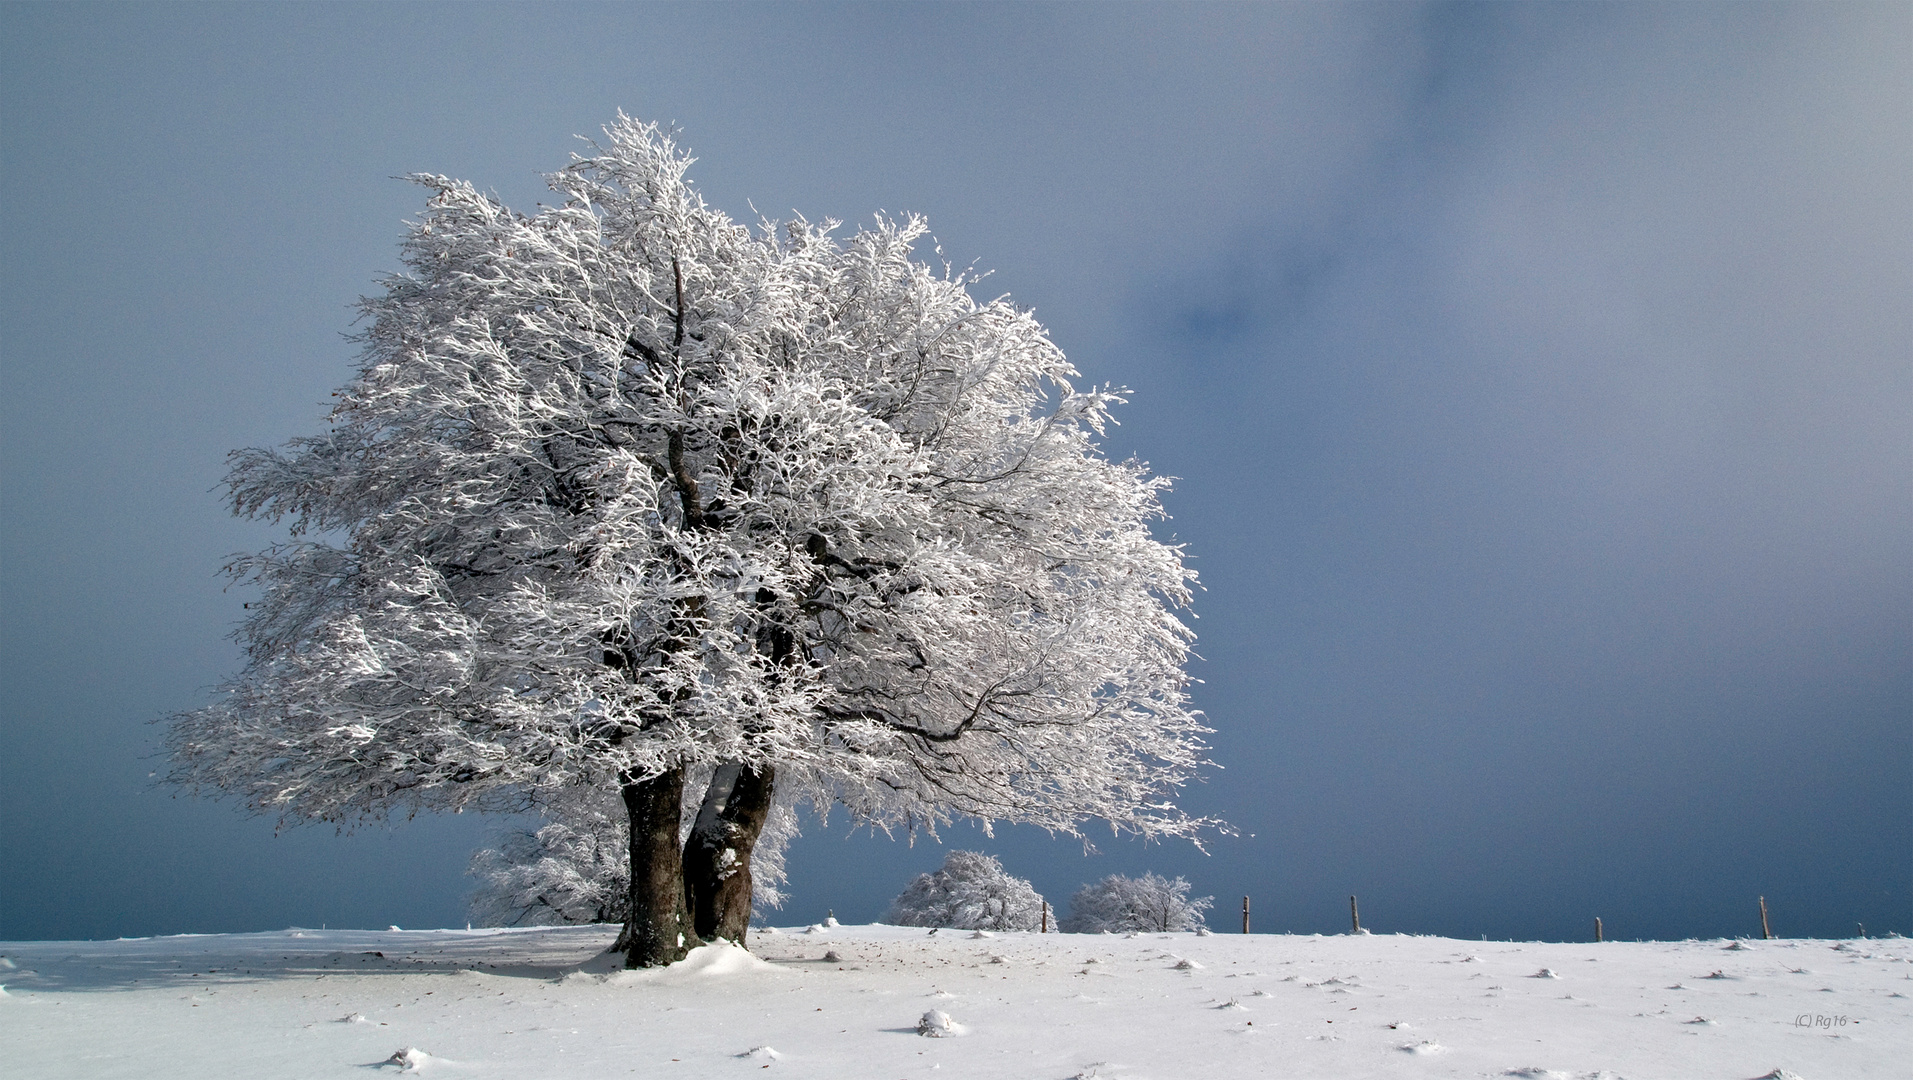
[1059, 872, 1214, 934]
[167, 115, 1211, 962]
[885, 850, 1046, 932]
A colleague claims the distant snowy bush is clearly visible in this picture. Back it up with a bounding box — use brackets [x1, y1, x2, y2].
[885, 851, 1046, 931]
[1060, 872, 1212, 933]
[470, 814, 627, 927]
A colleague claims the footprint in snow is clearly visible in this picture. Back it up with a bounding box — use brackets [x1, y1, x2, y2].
[1214, 998, 1248, 1010]
[1173, 958, 1203, 970]
[1398, 1041, 1445, 1055]
[737, 1046, 783, 1062]
[1530, 969, 1560, 979]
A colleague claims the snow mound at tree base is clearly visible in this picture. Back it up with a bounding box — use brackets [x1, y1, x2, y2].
[604, 939, 780, 985]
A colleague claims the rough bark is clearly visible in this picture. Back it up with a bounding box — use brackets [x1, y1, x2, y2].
[683, 762, 776, 945]
[678, 582, 791, 948]
[620, 766, 699, 968]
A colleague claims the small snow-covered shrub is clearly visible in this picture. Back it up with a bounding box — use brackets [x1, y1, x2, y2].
[470, 815, 627, 927]
[916, 1009, 964, 1037]
[885, 851, 1046, 931]
[1060, 872, 1212, 933]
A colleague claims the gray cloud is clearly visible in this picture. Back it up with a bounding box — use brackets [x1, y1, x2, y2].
[1121, 2, 1908, 937]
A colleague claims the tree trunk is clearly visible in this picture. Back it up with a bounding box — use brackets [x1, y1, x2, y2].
[683, 762, 776, 946]
[620, 765, 699, 968]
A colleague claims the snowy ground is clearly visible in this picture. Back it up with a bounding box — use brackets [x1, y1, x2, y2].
[2, 924, 1906, 1079]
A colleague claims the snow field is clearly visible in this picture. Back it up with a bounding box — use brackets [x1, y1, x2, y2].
[1, 924, 1907, 1078]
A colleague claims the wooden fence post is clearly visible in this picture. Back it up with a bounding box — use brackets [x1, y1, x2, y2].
[1350, 895, 1361, 934]
[1242, 895, 1250, 935]
[1594, 916, 1603, 943]
[1041, 899, 1049, 934]
[1759, 896, 1772, 940]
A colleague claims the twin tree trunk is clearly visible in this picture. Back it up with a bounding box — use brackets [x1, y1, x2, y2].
[617, 762, 776, 968]
[619, 767, 695, 968]
[613, 336, 792, 966]
[682, 761, 777, 946]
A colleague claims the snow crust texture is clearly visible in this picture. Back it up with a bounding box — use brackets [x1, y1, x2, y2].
[1, 925, 1907, 1078]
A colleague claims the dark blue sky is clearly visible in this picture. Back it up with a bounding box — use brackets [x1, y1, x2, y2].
[4, 2, 1906, 943]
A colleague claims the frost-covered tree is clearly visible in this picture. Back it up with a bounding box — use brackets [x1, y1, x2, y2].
[1059, 872, 1213, 933]
[168, 114, 1209, 968]
[885, 851, 1046, 931]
